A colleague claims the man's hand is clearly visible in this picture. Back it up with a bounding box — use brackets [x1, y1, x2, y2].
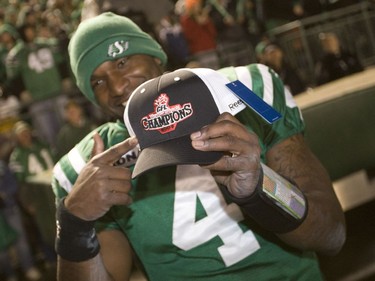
[190, 112, 262, 198]
[65, 133, 138, 221]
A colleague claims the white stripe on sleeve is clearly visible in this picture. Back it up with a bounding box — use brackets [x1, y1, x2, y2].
[257, 64, 274, 106]
[68, 147, 87, 174]
[53, 162, 73, 193]
[234, 66, 253, 90]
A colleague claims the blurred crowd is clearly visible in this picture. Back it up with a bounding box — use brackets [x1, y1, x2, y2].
[0, 0, 366, 280]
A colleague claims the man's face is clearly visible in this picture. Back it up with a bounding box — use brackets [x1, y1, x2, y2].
[16, 129, 33, 147]
[0, 32, 13, 45]
[263, 46, 283, 70]
[321, 35, 340, 54]
[91, 54, 163, 120]
[65, 103, 83, 126]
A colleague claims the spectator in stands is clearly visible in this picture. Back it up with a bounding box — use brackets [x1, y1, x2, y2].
[235, 0, 263, 47]
[0, 23, 24, 98]
[2, 5, 19, 28]
[5, 23, 68, 149]
[43, 0, 81, 36]
[16, 5, 40, 28]
[208, 0, 255, 66]
[56, 99, 97, 159]
[261, 0, 304, 31]
[157, 11, 190, 69]
[262, 42, 306, 95]
[9, 121, 57, 266]
[254, 37, 271, 64]
[41, 0, 82, 79]
[0, 135, 42, 281]
[180, 0, 220, 69]
[315, 32, 363, 86]
[0, 24, 18, 82]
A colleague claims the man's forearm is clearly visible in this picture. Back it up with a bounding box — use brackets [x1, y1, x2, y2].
[267, 135, 346, 255]
[58, 255, 113, 281]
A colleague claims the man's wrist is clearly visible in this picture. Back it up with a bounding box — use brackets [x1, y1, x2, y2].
[220, 166, 264, 204]
[55, 197, 100, 262]
[220, 164, 308, 233]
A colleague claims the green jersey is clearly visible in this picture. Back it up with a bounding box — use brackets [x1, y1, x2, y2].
[9, 138, 57, 249]
[9, 139, 55, 183]
[5, 40, 63, 101]
[52, 64, 323, 280]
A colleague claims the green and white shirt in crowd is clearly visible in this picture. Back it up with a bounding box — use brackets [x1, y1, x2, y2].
[9, 139, 55, 183]
[52, 64, 323, 281]
[5, 39, 63, 101]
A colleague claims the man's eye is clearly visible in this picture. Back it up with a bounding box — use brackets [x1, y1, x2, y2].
[117, 58, 129, 68]
[92, 79, 103, 89]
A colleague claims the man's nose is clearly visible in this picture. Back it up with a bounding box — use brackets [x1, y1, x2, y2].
[107, 72, 129, 97]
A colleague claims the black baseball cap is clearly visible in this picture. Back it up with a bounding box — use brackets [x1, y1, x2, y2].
[124, 68, 246, 178]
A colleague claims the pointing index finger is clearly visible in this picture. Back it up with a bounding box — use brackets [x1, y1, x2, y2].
[92, 136, 139, 165]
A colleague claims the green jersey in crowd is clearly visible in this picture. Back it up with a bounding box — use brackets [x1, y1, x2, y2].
[52, 64, 324, 281]
[9, 139, 55, 183]
[5, 39, 64, 101]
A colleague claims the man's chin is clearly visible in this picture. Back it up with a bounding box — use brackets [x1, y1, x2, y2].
[104, 108, 124, 122]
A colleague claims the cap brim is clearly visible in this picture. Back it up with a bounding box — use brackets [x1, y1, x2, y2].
[132, 135, 223, 178]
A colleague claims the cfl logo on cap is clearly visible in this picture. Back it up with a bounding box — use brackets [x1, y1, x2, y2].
[108, 40, 129, 58]
[141, 93, 193, 134]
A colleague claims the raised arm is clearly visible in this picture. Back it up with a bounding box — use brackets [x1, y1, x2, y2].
[191, 113, 346, 255]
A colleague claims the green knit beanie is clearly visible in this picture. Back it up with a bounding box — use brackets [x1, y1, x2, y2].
[69, 12, 167, 105]
[0, 23, 19, 40]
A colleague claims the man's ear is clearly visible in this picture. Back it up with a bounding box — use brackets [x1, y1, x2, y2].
[154, 58, 162, 65]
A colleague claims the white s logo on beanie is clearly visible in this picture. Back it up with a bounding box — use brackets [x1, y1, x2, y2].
[108, 40, 129, 58]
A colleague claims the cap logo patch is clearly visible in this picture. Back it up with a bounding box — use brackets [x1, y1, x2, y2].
[108, 40, 129, 58]
[141, 93, 193, 134]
